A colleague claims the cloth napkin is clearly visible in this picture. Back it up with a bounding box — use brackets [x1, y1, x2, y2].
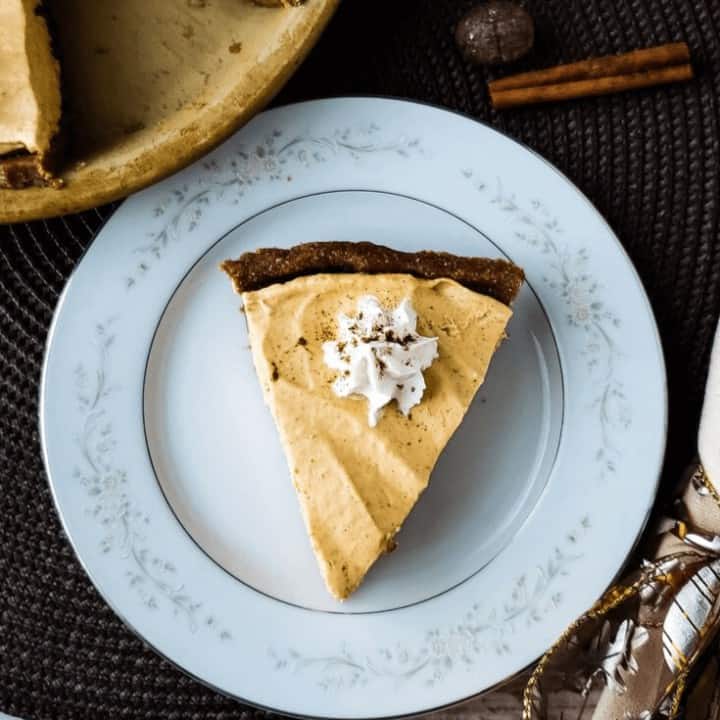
[524, 320, 720, 719]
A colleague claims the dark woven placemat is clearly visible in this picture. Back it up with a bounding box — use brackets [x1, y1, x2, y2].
[2, 1, 720, 718]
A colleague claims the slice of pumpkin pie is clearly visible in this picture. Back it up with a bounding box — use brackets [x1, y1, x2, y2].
[221, 242, 523, 600]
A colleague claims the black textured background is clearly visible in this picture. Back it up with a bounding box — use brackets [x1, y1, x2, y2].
[2, 1, 720, 718]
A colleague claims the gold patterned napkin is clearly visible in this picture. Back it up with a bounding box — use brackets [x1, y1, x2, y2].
[524, 321, 720, 719]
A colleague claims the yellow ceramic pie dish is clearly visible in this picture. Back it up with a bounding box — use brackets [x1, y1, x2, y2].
[0, 0, 338, 222]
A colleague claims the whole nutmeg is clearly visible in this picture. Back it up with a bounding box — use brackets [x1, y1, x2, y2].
[455, 1, 534, 65]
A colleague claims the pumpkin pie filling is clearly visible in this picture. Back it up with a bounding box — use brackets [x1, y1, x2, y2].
[222, 242, 523, 599]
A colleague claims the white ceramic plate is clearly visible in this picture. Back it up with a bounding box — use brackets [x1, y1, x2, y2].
[41, 98, 666, 718]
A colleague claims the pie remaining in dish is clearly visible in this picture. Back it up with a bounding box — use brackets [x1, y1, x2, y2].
[0, 1, 311, 194]
[222, 241, 523, 599]
[0, 0, 62, 189]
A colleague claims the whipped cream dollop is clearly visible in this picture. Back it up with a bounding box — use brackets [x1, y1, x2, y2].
[323, 296, 439, 427]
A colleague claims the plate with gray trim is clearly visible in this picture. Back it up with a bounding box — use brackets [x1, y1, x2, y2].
[41, 97, 666, 718]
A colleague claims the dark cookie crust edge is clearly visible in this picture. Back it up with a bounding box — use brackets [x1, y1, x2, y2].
[221, 241, 524, 306]
[0, 153, 62, 189]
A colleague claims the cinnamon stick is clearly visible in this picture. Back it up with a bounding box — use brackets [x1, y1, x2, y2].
[490, 64, 693, 109]
[490, 42, 690, 91]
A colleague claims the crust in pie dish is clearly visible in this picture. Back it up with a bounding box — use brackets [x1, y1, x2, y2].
[0, 150, 60, 189]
